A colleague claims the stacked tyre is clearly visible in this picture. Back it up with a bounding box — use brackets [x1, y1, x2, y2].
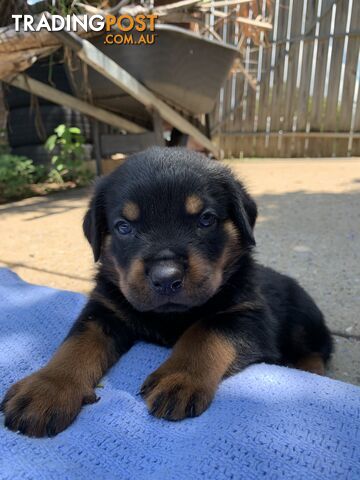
[5, 59, 93, 167]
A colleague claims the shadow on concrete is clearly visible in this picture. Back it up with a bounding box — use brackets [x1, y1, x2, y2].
[0, 259, 91, 283]
[1, 187, 359, 320]
[0, 187, 90, 221]
[252, 189, 360, 339]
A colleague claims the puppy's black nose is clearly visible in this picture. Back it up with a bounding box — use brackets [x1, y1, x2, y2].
[149, 262, 183, 295]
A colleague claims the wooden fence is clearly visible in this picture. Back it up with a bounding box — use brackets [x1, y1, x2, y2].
[211, 0, 360, 157]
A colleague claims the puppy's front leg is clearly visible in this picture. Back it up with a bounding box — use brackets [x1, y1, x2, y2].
[1, 300, 134, 437]
[141, 311, 276, 421]
[141, 321, 238, 420]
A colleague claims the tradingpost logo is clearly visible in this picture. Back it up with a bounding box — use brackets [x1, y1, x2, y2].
[104, 14, 157, 45]
[12, 14, 158, 45]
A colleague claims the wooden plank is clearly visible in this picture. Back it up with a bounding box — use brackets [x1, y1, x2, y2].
[235, 16, 272, 31]
[220, 131, 360, 139]
[0, 46, 58, 80]
[201, 0, 252, 9]
[0, 24, 59, 54]
[306, 0, 333, 130]
[216, 2, 239, 157]
[79, 0, 202, 15]
[266, 0, 289, 157]
[251, 42, 271, 156]
[217, 0, 274, 157]
[229, 3, 250, 157]
[156, 0, 202, 12]
[210, 10, 230, 19]
[240, 50, 259, 156]
[306, 0, 334, 157]
[249, 0, 280, 156]
[293, 0, 317, 157]
[247, 49, 261, 157]
[222, 4, 236, 157]
[351, 56, 360, 156]
[323, 0, 350, 155]
[280, 0, 304, 157]
[336, 0, 360, 156]
[211, 4, 226, 155]
[251, 0, 278, 157]
[215, 0, 360, 158]
[0, 13, 98, 54]
[271, 0, 292, 157]
[227, 0, 247, 156]
[53, 30, 217, 155]
[5, 73, 145, 133]
[224, 0, 248, 157]
[247, 0, 266, 158]
[236, 40, 254, 156]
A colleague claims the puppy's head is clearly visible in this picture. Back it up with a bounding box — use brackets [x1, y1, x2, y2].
[84, 147, 257, 312]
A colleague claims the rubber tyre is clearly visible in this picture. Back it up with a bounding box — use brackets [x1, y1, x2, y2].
[7, 105, 92, 147]
[4, 61, 72, 109]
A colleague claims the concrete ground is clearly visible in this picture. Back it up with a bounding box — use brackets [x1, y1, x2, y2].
[0, 158, 359, 385]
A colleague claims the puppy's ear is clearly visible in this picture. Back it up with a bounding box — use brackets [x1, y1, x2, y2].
[83, 178, 108, 262]
[227, 178, 257, 247]
[235, 181, 257, 230]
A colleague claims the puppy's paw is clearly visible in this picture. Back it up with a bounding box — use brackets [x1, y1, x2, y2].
[140, 368, 215, 421]
[1, 370, 97, 437]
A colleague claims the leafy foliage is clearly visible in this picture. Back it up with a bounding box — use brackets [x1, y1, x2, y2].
[0, 154, 43, 200]
[45, 124, 94, 186]
[44, 0, 79, 16]
[0, 124, 93, 202]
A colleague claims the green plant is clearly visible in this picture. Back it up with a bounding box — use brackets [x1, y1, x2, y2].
[47, 0, 79, 16]
[45, 124, 93, 187]
[0, 154, 41, 199]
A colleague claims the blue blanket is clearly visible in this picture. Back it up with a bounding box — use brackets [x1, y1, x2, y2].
[0, 268, 359, 480]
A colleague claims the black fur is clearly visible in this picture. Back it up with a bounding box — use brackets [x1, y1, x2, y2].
[2, 147, 332, 437]
[82, 146, 332, 365]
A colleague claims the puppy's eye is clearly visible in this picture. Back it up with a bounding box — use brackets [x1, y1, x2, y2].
[115, 220, 132, 235]
[198, 211, 217, 228]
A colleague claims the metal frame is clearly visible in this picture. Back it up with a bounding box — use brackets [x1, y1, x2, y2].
[51, 28, 217, 156]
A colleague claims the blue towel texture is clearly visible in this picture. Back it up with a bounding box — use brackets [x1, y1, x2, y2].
[0, 268, 359, 480]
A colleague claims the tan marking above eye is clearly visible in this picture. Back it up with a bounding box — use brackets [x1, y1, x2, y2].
[185, 195, 204, 215]
[122, 201, 140, 221]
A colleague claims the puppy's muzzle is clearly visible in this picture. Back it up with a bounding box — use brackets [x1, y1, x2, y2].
[148, 261, 184, 296]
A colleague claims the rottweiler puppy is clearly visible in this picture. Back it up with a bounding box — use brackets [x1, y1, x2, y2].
[1, 147, 333, 437]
